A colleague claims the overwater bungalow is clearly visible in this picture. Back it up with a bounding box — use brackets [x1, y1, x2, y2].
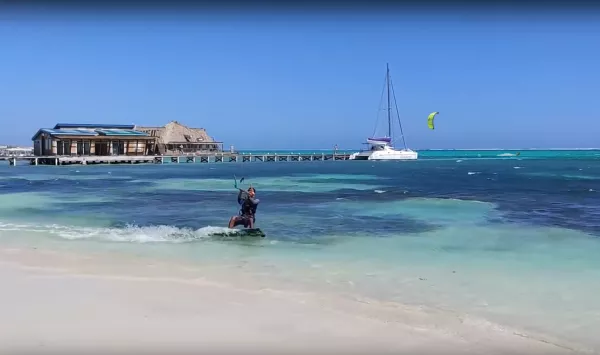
[31, 123, 156, 156]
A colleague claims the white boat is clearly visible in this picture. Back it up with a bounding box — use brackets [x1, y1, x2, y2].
[350, 64, 418, 161]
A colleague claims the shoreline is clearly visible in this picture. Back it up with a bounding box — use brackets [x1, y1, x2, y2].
[0, 245, 592, 354]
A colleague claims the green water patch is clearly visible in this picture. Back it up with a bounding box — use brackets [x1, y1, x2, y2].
[0, 171, 132, 182]
[522, 171, 600, 181]
[320, 197, 498, 226]
[144, 174, 383, 193]
[287, 173, 382, 180]
[0, 192, 115, 227]
[0, 192, 58, 210]
[0, 192, 110, 209]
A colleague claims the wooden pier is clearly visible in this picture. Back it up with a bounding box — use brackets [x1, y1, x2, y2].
[0, 153, 352, 166]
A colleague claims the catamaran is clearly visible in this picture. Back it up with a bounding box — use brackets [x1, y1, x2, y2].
[350, 63, 418, 161]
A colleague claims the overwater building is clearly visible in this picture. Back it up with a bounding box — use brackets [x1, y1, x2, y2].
[135, 121, 223, 155]
[31, 123, 155, 156]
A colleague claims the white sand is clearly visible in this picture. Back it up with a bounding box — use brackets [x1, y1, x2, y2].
[0, 247, 590, 355]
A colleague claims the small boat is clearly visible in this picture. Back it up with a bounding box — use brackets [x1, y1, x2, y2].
[350, 63, 418, 161]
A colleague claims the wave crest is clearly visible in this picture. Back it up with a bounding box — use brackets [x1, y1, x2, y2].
[0, 222, 237, 243]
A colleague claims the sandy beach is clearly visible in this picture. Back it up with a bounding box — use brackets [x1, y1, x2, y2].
[0, 246, 588, 355]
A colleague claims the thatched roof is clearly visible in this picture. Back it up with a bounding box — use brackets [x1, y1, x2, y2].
[136, 121, 219, 144]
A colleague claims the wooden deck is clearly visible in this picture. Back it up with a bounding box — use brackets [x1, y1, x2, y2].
[0, 153, 352, 166]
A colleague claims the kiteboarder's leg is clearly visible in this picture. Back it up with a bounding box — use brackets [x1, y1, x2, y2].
[229, 216, 244, 228]
[233, 216, 251, 229]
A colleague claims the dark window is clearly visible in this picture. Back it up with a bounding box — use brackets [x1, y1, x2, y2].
[57, 140, 71, 155]
[111, 141, 125, 155]
[95, 141, 109, 156]
[83, 141, 91, 155]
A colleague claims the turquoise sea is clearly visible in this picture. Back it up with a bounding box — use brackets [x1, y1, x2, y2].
[241, 148, 600, 160]
[0, 149, 599, 351]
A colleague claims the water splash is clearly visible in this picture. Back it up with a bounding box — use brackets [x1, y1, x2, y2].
[0, 222, 238, 243]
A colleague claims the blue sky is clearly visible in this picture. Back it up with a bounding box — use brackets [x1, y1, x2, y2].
[0, 10, 598, 149]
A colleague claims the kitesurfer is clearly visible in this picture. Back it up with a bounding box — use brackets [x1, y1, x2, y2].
[228, 187, 259, 229]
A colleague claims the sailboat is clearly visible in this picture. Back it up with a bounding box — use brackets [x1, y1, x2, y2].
[349, 63, 418, 161]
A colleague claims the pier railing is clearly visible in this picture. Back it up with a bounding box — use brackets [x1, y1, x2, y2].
[0, 152, 352, 166]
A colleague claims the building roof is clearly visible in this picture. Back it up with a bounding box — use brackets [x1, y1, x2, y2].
[32, 125, 149, 141]
[36, 129, 98, 138]
[96, 129, 148, 136]
[136, 121, 217, 144]
[53, 123, 135, 130]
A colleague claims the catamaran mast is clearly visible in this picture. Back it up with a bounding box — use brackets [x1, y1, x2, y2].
[386, 63, 391, 138]
[389, 68, 408, 150]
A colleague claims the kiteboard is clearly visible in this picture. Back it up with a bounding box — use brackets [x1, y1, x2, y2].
[210, 228, 266, 238]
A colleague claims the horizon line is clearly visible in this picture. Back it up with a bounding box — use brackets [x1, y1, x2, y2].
[237, 147, 600, 151]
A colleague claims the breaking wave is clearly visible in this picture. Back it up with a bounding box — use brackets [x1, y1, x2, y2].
[0, 222, 238, 243]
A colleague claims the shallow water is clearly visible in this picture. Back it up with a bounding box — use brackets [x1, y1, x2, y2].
[0, 150, 599, 349]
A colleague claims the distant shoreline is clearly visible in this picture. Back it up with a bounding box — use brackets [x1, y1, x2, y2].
[238, 148, 600, 152]
[418, 148, 600, 151]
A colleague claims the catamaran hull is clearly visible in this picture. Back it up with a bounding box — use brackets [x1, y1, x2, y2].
[350, 149, 418, 161]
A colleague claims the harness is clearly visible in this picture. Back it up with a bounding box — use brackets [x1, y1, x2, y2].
[239, 198, 257, 219]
